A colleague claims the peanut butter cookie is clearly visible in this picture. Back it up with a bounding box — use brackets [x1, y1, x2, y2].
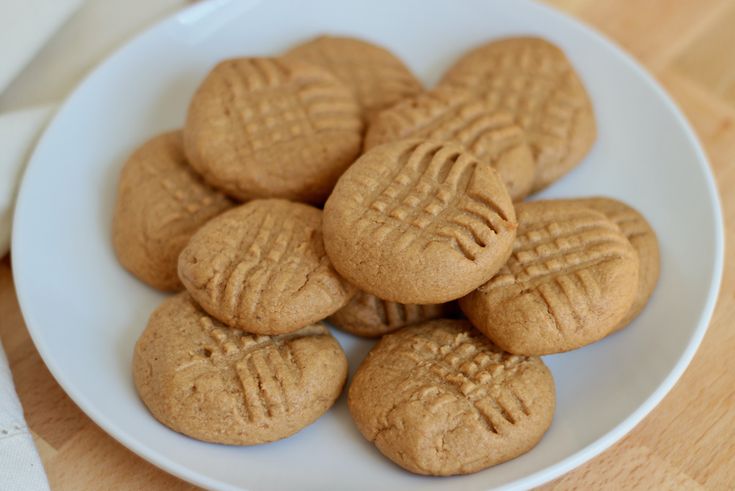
[284, 35, 422, 121]
[112, 131, 233, 291]
[460, 200, 639, 355]
[134, 293, 348, 445]
[365, 87, 535, 200]
[577, 197, 659, 331]
[178, 199, 355, 334]
[440, 37, 596, 192]
[348, 319, 555, 476]
[323, 139, 517, 304]
[328, 290, 454, 337]
[184, 57, 363, 204]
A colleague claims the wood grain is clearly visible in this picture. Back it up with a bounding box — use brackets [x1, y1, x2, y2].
[2, 0, 735, 489]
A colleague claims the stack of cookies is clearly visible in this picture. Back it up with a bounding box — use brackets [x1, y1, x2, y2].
[113, 35, 659, 477]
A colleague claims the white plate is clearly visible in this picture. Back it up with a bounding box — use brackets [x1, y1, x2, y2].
[12, 0, 723, 489]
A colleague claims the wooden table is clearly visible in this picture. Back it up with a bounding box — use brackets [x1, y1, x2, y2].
[2, 0, 735, 489]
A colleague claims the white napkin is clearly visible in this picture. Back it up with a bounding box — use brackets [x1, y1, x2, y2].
[0, 0, 82, 488]
[0, 0, 84, 93]
[0, 0, 83, 257]
[0, 342, 50, 491]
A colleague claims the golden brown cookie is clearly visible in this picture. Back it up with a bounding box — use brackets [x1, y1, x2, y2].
[183, 57, 363, 204]
[112, 131, 233, 291]
[460, 200, 639, 355]
[439, 37, 596, 192]
[283, 35, 422, 121]
[576, 197, 660, 331]
[133, 293, 348, 445]
[328, 290, 454, 337]
[178, 199, 355, 334]
[365, 87, 535, 200]
[323, 139, 517, 304]
[348, 319, 555, 476]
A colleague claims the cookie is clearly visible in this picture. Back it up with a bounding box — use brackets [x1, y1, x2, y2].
[439, 37, 596, 192]
[323, 139, 517, 304]
[183, 57, 363, 204]
[460, 200, 639, 355]
[365, 87, 535, 200]
[112, 131, 233, 291]
[348, 319, 555, 476]
[178, 199, 355, 334]
[328, 290, 454, 337]
[133, 293, 348, 445]
[576, 197, 660, 331]
[283, 35, 422, 121]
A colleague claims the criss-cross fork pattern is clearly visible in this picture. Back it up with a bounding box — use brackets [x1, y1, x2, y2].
[200, 206, 338, 324]
[350, 141, 511, 261]
[391, 326, 534, 436]
[176, 317, 325, 424]
[445, 42, 590, 163]
[291, 41, 421, 110]
[379, 92, 527, 167]
[482, 209, 634, 334]
[366, 294, 447, 328]
[218, 58, 361, 158]
[489, 210, 630, 287]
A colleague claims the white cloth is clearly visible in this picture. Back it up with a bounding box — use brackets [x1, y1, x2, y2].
[0, 0, 189, 488]
[0, 342, 50, 491]
[0, 0, 82, 258]
[0, 2, 80, 488]
[0, 0, 83, 93]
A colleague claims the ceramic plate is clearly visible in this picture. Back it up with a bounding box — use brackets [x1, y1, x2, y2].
[12, 0, 723, 489]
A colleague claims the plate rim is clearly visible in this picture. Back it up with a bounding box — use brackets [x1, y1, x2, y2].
[11, 0, 725, 489]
